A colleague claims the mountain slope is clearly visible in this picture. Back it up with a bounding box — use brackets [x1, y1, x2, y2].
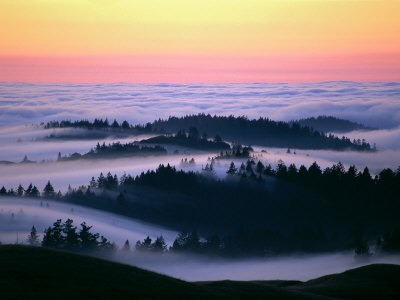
[294, 116, 375, 133]
[0, 245, 399, 300]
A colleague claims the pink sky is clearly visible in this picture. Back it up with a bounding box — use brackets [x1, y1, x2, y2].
[1, 53, 399, 83]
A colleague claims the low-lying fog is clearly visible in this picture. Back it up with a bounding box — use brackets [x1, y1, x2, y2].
[0, 145, 398, 192]
[0, 198, 177, 246]
[0, 118, 400, 192]
[0, 125, 156, 162]
[1, 199, 399, 282]
[115, 251, 400, 282]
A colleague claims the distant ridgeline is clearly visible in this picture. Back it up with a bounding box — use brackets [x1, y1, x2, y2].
[58, 142, 166, 161]
[44, 114, 373, 151]
[292, 115, 375, 133]
[44, 119, 152, 133]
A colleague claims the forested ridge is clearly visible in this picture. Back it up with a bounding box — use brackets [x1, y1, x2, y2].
[45, 114, 373, 151]
[57, 142, 166, 161]
[140, 127, 230, 150]
[292, 115, 375, 133]
[2, 160, 399, 257]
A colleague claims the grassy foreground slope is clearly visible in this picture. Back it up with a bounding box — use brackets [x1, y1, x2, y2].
[0, 246, 399, 300]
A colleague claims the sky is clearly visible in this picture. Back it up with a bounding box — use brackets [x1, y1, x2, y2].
[0, 0, 399, 83]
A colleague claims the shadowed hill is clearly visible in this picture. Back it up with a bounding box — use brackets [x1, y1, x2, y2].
[293, 116, 375, 133]
[0, 245, 399, 300]
[45, 114, 372, 151]
[292, 264, 400, 300]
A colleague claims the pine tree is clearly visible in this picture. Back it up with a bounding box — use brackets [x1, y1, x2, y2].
[25, 183, 33, 196]
[63, 219, 79, 250]
[226, 162, 237, 175]
[17, 184, 24, 196]
[122, 240, 130, 251]
[111, 119, 120, 128]
[152, 236, 167, 252]
[89, 177, 97, 189]
[256, 161, 265, 174]
[43, 181, 55, 198]
[79, 222, 99, 249]
[121, 120, 130, 129]
[0, 186, 7, 195]
[30, 186, 40, 197]
[28, 226, 40, 246]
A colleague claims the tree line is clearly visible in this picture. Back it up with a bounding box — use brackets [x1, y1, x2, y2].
[45, 118, 152, 133]
[2, 161, 399, 257]
[151, 114, 373, 151]
[140, 127, 231, 151]
[292, 115, 375, 134]
[26, 220, 400, 258]
[27, 219, 116, 253]
[44, 114, 373, 151]
[57, 142, 166, 161]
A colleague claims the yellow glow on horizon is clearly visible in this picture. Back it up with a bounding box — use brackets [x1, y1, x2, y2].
[0, 0, 399, 56]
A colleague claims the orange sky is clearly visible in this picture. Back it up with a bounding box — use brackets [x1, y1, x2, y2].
[0, 0, 399, 82]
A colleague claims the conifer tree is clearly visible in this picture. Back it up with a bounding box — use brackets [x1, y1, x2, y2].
[43, 181, 55, 198]
[226, 162, 237, 175]
[122, 240, 130, 251]
[28, 226, 40, 246]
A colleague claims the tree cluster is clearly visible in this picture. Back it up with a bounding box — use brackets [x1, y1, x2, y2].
[140, 127, 230, 151]
[2, 160, 399, 257]
[57, 142, 166, 161]
[293, 115, 374, 134]
[45, 114, 374, 151]
[45, 118, 152, 132]
[0, 182, 55, 198]
[41, 219, 115, 252]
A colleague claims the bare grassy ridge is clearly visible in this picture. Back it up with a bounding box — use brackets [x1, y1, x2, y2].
[0, 245, 399, 300]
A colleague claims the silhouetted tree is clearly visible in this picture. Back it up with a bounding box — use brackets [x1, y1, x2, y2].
[28, 226, 40, 246]
[226, 162, 237, 175]
[152, 236, 167, 252]
[0, 186, 6, 195]
[43, 181, 55, 198]
[17, 184, 24, 196]
[122, 239, 130, 252]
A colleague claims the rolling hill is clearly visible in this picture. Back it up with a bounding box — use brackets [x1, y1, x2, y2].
[0, 245, 399, 299]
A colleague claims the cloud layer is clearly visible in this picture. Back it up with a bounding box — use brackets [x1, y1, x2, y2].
[1, 82, 400, 129]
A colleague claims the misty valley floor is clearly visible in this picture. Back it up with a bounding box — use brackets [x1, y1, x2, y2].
[1, 245, 399, 300]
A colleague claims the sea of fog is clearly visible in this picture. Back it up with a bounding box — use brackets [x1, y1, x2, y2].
[0, 81, 399, 192]
[1, 82, 400, 129]
[1, 198, 399, 282]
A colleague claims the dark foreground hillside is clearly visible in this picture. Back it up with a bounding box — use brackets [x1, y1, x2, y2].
[1, 246, 399, 300]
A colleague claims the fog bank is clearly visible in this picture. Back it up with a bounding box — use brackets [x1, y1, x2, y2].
[114, 251, 400, 282]
[0, 198, 177, 246]
[1, 82, 400, 128]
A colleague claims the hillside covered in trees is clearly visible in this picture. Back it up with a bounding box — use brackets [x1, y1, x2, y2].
[140, 127, 230, 151]
[150, 114, 372, 150]
[57, 142, 166, 161]
[44, 114, 373, 151]
[292, 116, 375, 133]
[2, 160, 399, 257]
[45, 118, 152, 132]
